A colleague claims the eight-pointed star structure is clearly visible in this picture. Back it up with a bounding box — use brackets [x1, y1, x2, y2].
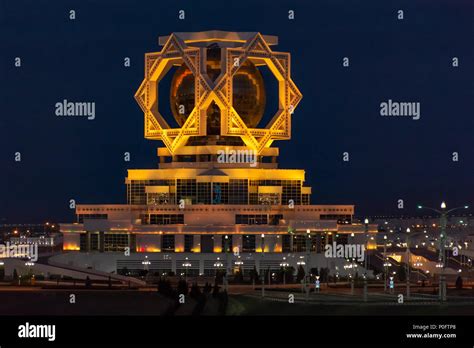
[135, 32, 302, 155]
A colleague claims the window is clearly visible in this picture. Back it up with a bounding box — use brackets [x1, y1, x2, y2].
[221, 235, 233, 252]
[90, 233, 99, 251]
[320, 214, 352, 224]
[200, 235, 214, 253]
[236, 214, 268, 225]
[104, 233, 129, 252]
[79, 233, 87, 251]
[197, 182, 211, 204]
[177, 179, 197, 204]
[242, 235, 256, 252]
[127, 180, 173, 205]
[184, 235, 194, 252]
[147, 193, 171, 205]
[281, 180, 301, 206]
[282, 235, 291, 252]
[212, 183, 228, 204]
[162, 235, 175, 252]
[77, 214, 107, 223]
[269, 214, 283, 225]
[302, 194, 310, 205]
[229, 179, 248, 204]
[141, 214, 184, 225]
[258, 193, 280, 205]
[292, 235, 307, 252]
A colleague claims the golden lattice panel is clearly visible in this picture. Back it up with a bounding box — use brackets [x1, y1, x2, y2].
[135, 32, 302, 155]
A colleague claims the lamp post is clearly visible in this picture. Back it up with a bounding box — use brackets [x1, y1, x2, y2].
[405, 228, 411, 298]
[383, 235, 388, 292]
[141, 255, 151, 272]
[261, 234, 265, 298]
[280, 258, 289, 286]
[418, 202, 469, 302]
[182, 257, 191, 283]
[363, 218, 369, 301]
[235, 257, 244, 284]
[214, 258, 224, 284]
[224, 235, 230, 292]
[305, 229, 312, 300]
[315, 275, 320, 293]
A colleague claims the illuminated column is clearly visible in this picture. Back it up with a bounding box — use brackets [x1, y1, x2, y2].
[256, 234, 264, 252]
[156, 234, 162, 252]
[233, 235, 243, 254]
[214, 235, 222, 253]
[175, 234, 184, 252]
[193, 235, 201, 253]
[274, 235, 282, 252]
[266, 235, 277, 252]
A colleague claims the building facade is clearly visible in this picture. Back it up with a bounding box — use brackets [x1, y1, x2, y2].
[60, 31, 376, 274]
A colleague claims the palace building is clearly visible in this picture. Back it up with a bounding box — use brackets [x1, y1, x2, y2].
[59, 31, 376, 275]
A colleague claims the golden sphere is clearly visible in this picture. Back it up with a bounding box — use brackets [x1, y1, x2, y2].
[170, 47, 266, 131]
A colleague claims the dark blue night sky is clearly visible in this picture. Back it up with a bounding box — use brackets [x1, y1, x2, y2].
[1, 0, 473, 223]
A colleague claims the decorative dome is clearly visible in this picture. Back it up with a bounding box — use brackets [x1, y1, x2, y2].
[170, 46, 266, 130]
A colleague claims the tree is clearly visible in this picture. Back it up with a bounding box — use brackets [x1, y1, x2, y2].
[455, 275, 463, 290]
[296, 265, 305, 283]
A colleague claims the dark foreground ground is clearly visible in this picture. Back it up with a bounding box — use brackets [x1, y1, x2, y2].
[227, 294, 474, 315]
[2, 287, 474, 316]
[0, 290, 174, 315]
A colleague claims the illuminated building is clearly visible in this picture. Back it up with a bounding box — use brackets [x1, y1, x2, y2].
[60, 31, 377, 275]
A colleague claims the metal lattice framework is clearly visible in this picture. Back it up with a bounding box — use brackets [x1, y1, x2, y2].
[135, 32, 302, 154]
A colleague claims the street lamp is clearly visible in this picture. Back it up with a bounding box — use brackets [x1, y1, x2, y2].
[182, 257, 191, 283]
[224, 235, 230, 291]
[305, 229, 312, 300]
[261, 234, 265, 298]
[141, 255, 151, 271]
[418, 202, 469, 302]
[235, 257, 244, 283]
[383, 235, 388, 292]
[280, 259, 289, 285]
[214, 258, 224, 283]
[405, 227, 411, 298]
[363, 219, 369, 300]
